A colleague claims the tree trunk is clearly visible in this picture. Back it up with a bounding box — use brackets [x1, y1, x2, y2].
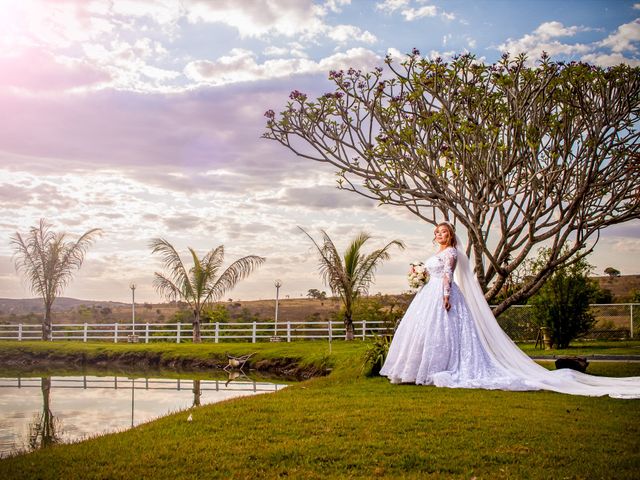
[192, 310, 201, 343]
[344, 313, 355, 341]
[43, 304, 52, 341]
[192, 379, 201, 407]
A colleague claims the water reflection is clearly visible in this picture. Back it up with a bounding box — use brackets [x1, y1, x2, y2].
[0, 373, 286, 458]
[28, 377, 61, 451]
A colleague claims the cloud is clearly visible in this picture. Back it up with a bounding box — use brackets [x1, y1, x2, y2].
[599, 19, 640, 53]
[185, 47, 380, 86]
[402, 5, 437, 21]
[270, 186, 376, 210]
[163, 214, 203, 230]
[498, 19, 640, 67]
[184, 0, 327, 39]
[0, 0, 375, 94]
[580, 52, 640, 67]
[0, 49, 110, 92]
[375, 0, 451, 21]
[328, 25, 377, 44]
[498, 21, 591, 60]
[321, 0, 352, 14]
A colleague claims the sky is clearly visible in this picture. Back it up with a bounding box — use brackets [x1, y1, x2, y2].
[0, 0, 639, 303]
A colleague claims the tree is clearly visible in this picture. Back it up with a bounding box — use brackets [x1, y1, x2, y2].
[11, 219, 101, 340]
[529, 250, 598, 349]
[307, 288, 327, 300]
[604, 267, 621, 278]
[203, 303, 231, 323]
[300, 227, 404, 340]
[150, 238, 265, 343]
[264, 52, 640, 316]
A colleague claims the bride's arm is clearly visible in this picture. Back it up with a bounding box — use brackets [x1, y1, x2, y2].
[443, 248, 457, 311]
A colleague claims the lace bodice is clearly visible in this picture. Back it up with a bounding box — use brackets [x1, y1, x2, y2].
[425, 247, 457, 297]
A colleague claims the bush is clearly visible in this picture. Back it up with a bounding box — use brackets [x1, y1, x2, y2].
[529, 254, 598, 349]
[362, 335, 392, 376]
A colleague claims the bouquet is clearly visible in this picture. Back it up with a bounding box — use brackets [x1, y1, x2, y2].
[408, 262, 429, 289]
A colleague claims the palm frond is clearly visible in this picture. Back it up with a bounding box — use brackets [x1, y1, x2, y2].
[205, 255, 266, 303]
[201, 246, 225, 279]
[53, 227, 102, 297]
[10, 231, 47, 298]
[149, 238, 193, 300]
[152, 273, 189, 306]
[354, 239, 406, 295]
[299, 227, 349, 298]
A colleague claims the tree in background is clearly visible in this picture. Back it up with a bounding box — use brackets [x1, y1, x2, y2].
[604, 267, 621, 278]
[11, 219, 101, 340]
[150, 238, 264, 343]
[307, 288, 327, 300]
[264, 53, 640, 316]
[300, 227, 404, 340]
[529, 249, 601, 349]
[203, 303, 231, 323]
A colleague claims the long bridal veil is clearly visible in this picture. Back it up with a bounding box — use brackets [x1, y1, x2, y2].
[453, 236, 640, 399]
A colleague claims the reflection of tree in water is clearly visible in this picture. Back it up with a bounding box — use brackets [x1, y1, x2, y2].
[192, 379, 201, 407]
[28, 377, 62, 451]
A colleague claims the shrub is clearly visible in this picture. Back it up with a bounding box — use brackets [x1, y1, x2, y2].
[362, 335, 391, 376]
[529, 253, 598, 349]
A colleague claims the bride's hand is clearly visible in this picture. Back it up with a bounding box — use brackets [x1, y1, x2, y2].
[444, 297, 451, 311]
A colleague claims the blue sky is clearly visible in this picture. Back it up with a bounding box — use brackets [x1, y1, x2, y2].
[0, 0, 638, 302]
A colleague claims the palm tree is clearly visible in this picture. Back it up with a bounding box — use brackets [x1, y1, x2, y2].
[150, 238, 265, 343]
[11, 219, 102, 340]
[300, 227, 405, 340]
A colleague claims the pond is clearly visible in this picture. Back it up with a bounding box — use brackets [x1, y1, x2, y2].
[0, 370, 287, 458]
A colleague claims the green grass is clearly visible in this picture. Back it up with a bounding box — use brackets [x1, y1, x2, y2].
[0, 341, 639, 479]
[518, 340, 640, 357]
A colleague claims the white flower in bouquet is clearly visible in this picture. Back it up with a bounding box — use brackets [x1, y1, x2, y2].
[408, 262, 429, 289]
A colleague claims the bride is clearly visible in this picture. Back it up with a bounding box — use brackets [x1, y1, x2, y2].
[380, 222, 640, 399]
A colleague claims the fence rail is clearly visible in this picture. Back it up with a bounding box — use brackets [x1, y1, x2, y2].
[0, 377, 284, 393]
[0, 303, 637, 343]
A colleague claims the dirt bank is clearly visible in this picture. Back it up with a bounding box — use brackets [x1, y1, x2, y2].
[0, 348, 329, 380]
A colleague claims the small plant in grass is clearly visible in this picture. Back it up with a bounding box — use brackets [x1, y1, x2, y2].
[362, 335, 391, 376]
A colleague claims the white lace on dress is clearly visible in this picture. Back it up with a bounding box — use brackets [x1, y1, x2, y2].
[440, 247, 456, 298]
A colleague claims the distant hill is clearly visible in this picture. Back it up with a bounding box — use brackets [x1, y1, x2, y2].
[0, 297, 129, 315]
[0, 274, 637, 322]
[592, 274, 640, 302]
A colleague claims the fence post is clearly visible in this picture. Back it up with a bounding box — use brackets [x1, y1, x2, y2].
[287, 321, 291, 342]
[215, 322, 219, 343]
[631, 304, 635, 339]
[145, 323, 149, 343]
[252, 322, 257, 343]
[176, 322, 181, 344]
[83, 322, 88, 343]
[114, 323, 118, 343]
[18, 323, 22, 341]
[362, 320, 367, 340]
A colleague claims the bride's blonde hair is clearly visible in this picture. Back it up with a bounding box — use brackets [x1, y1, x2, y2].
[435, 221, 457, 248]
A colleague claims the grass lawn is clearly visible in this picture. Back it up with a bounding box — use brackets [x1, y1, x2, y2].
[0, 340, 639, 479]
[518, 340, 640, 357]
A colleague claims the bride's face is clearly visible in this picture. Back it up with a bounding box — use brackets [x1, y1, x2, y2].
[434, 226, 451, 246]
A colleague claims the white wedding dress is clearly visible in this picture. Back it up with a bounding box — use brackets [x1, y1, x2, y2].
[380, 243, 640, 399]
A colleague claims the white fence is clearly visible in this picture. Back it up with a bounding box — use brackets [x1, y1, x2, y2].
[0, 320, 389, 343]
[0, 303, 637, 343]
[0, 376, 284, 393]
